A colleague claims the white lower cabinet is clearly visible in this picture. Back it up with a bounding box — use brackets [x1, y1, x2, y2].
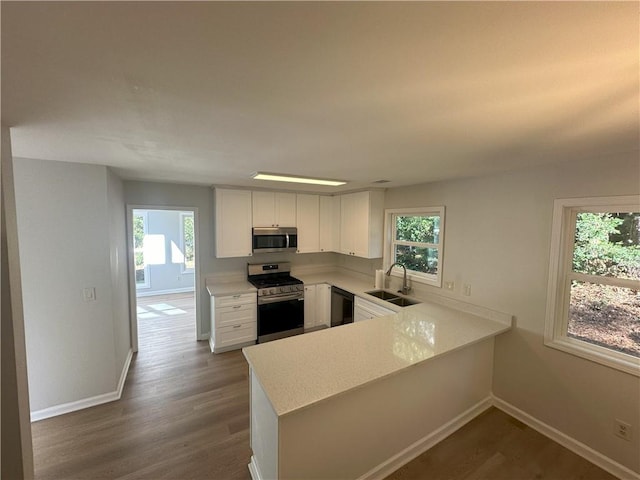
[303, 285, 317, 329]
[210, 292, 257, 353]
[354, 296, 395, 322]
[316, 283, 332, 327]
[304, 283, 332, 330]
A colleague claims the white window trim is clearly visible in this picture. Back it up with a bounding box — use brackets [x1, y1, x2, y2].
[133, 210, 150, 289]
[383, 206, 445, 289]
[544, 195, 640, 376]
[179, 211, 195, 274]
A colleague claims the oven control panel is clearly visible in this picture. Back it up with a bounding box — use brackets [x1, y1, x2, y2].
[258, 284, 304, 296]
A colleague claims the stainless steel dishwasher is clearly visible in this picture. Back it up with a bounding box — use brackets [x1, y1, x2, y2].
[330, 286, 354, 327]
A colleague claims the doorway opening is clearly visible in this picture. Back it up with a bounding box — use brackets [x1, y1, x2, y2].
[128, 207, 200, 352]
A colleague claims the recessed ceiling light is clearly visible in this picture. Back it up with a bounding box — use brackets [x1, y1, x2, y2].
[251, 172, 347, 187]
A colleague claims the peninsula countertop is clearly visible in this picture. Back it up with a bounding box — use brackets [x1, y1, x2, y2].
[243, 298, 511, 417]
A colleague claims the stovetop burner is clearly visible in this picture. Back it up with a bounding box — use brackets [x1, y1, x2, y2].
[247, 262, 303, 297]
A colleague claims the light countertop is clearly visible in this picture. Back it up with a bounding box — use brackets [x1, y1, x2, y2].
[206, 281, 256, 296]
[243, 294, 511, 417]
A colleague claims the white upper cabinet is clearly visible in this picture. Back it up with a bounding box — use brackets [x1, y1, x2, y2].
[252, 191, 297, 227]
[296, 194, 320, 253]
[319, 195, 340, 253]
[340, 190, 384, 258]
[215, 189, 253, 258]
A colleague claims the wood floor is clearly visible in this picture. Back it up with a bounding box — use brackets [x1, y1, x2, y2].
[32, 292, 252, 480]
[386, 408, 617, 480]
[31, 292, 617, 480]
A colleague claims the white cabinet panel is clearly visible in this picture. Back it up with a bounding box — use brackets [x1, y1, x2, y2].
[304, 283, 332, 329]
[216, 323, 257, 350]
[316, 283, 332, 327]
[253, 191, 297, 227]
[319, 196, 340, 253]
[340, 191, 384, 258]
[252, 191, 276, 227]
[210, 292, 257, 353]
[296, 194, 320, 253]
[275, 192, 297, 227]
[354, 296, 394, 322]
[215, 189, 253, 258]
[304, 285, 317, 329]
[214, 292, 255, 308]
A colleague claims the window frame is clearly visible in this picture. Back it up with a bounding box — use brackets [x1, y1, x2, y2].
[133, 210, 150, 289]
[383, 206, 445, 288]
[544, 195, 640, 376]
[179, 211, 195, 274]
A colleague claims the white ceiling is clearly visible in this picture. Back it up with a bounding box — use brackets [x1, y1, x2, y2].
[2, 1, 638, 192]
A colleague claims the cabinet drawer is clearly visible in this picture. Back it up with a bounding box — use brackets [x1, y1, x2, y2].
[214, 292, 256, 308]
[355, 296, 395, 320]
[215, 304, 256, 328]
[216, 322, 257, 350]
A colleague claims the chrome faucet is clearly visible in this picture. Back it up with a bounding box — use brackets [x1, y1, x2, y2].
[385, 262, 411, 295]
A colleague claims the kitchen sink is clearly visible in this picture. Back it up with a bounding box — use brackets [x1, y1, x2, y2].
[386, 297, 421, 307]
[365, 289, 421, 308]
[365, 289, 401, 300]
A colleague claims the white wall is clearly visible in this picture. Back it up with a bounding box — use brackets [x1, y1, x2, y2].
[384, 152, 640, 473]
[13, 158, 131, 415]
[107, 169, 132, 377]
[135, 209, 195, 295]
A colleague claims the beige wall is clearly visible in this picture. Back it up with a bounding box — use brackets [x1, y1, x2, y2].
[384, 151, 640, 473]
[13, 158, 131, 416]
[107, 169, 132, 377]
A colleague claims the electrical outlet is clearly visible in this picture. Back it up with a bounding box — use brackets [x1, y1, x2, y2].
[614, 419, 632, 441]
[445, 281, 455, 291]
[463, 284, 471, 296]
[83, 287, 96, 302]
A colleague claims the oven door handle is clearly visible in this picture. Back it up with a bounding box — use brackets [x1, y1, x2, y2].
[285, 233, 290, 249]
[258, 293, 304, 305]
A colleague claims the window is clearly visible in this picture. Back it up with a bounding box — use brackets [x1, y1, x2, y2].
[133, 210, 150, 289]
[384, 207, 445, 288]
[180, 212, 195, 273]
[545, 195, 640, 376]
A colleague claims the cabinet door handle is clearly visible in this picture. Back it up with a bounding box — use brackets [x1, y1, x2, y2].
[232, 294, 241, 298]
[233, 324, 242, 328]
[233, 305, 241, 309]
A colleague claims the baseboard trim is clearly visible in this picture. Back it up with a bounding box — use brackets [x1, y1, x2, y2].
[492, 395, 640, 480]
[116, 349, 134, 396]
[247, 456, 263, 480]
[31, 348, 134, 422]
[358, 396, 493, 480]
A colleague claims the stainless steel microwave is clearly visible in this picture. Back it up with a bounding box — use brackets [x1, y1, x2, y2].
[252, 227, 298, 253]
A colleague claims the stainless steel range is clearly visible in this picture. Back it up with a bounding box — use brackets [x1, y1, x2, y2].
[247, 262, 304, 343]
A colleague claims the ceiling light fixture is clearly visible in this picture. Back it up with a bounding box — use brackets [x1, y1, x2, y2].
[251, 172, 347, 187]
